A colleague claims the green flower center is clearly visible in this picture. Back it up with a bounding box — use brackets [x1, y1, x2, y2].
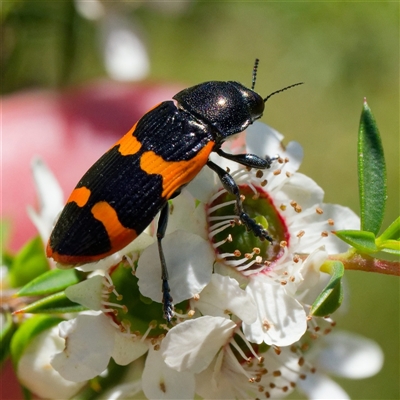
[106, 262, 187, 336]
[207, 185, 289, 271]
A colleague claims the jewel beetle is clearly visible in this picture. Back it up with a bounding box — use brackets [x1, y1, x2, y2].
[47, 59, 302, 321]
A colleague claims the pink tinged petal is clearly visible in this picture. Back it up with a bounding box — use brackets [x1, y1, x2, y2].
[196, 274, 257, 324]
[161, 316, 236, 373]
[100, 13, 149, 81]
[142, 346, 195, 400]
[297, 371, 350, 400]
[246, 122, 304, 172]
[243, 278, 307, 346]
[316, 331, 384, 379]
[51, 313, 115, 381]
[27, 157, 64, 242]
[65, 275, 104, 310]
[136, 230, 214, 303]
[111, 333, 148, 366]
[17, 327, 86, 399]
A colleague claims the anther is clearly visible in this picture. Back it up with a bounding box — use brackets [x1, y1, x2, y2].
[321, 231, 329, 237]
[273, 169, 281, 175]
[328, 218, 335, 225]
[316, 207, 324, 214]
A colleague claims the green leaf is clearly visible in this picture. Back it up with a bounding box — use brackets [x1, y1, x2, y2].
[10, 315, 63, 367]
[377, 240, 400, 255]
[0, 312, 16, 365]
[14, 291, 87, 314]
[9, 236, 49, 288]
[310, 261, 344, 317]
[17, 268, 83, 297]
[334, 229, 378, 253]
[377, 217, 400, 242]
[358, 100, 387, 235]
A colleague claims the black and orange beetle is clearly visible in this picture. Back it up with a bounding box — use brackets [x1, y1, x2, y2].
[47, 60, 302, 321]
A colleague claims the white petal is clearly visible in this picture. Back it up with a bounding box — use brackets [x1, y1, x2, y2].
[186, 167, 219, 204]
[296, 247, 328, 293]
[196, 274, 257, 324]
[27, 157, 64, 242]
[161, 316, 236, 373]
[246, 122, 303, 172]
[100, 12, 149, 81]
[243, 277, 307, 346]
[142, 346, 195, 400]
[297, 371, 350, 400]
[316, 331, 384, 378]
[274, 172, 325, 209]
[51, 313, 115, 381]
[166, 190, 207, 238]
[65, 275, 104, 310]
[136, 230, 214, 304]
[74, 0, 105, 20]
[317, 204, 360, 253]
[112, 332, 148, 366]
[17, 327, 86, 399]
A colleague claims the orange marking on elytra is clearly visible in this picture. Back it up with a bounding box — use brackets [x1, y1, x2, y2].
[67, 186, 91, 207]
[140, 141, 215, 199]
[91, 201, 137, 250]
[113, 123, 142, 156]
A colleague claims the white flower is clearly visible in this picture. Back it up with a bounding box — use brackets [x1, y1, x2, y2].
[297, 331, 384, 399]
[17, 326, 86, 399]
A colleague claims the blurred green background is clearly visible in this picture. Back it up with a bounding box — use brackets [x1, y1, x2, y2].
[2, 1, 399, 399]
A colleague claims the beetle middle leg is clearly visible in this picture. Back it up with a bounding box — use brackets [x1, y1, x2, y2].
[216, 148, 278, 170]
[157, 201, 174, 322]
[207, 160, 273, 243]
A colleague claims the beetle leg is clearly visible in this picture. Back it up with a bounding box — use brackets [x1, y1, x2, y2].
[216, 149, 278, 169]
[207, 160, 273, 243]
[157, 201, 174, 322]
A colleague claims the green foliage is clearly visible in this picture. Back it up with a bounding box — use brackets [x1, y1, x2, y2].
[310, 260, 344, 317]
[8, 236, 50, 288]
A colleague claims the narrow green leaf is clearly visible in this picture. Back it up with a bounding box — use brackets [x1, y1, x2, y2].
[358, 100, 387, 235]
[334, 229, 378, 253]
[377, 217, 400, 242]
[377, 240, 400, 255]
[0, 312, 16, 365]
[310, 261, 344, 317]
[17, 268, 83, 297]
[15, 291, 86, 314]
[9, 236, 49, 288]
[10, 315, 63, 367]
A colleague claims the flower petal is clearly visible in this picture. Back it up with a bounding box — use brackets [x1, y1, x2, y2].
[27, 157, 64, 243]
[196, 274, 257, 324]
[142, 346, 195, 399]
[65, 275, 104, 310]
[243, 277, 307, 346]
[51, 313, 115, 381]
[100, 12, 149, 81]
[17, 327, 86, 399]
[111, 333, 148, 366]
[316, 331, 384, 378]
[136, 230, 214, 303]
[161, 316, 236, 373]
[297, 371, 350, 400]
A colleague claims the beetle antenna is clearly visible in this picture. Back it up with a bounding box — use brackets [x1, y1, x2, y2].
[251, 58, 259, 90]
[263, 82, 304, 103]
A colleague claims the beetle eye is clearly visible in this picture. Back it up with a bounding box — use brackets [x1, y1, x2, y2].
[247, 91, 265, 121]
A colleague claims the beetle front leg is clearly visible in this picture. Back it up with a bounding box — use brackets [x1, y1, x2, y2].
[216, 148, 278, 169]
[157, 202, 174, 322]
[207, 160, 273, 243]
